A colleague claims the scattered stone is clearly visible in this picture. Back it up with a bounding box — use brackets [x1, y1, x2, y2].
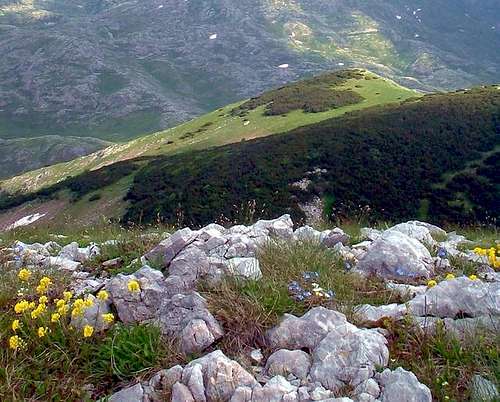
[250, 349, 264, 364]
[266, 307, 352, 351]
[108, 383, 146, 402]
[356, 230, 434, 283]
[310, 327, 389, 391]
[376, 367, 432, 402]
[470, 374, 499, 401]
[264, 349, 312, 381]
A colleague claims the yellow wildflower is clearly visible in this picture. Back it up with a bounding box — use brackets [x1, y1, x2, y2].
[56, 299, 66, 309]
[51, 313, 61, 323]
[18, 268, 31, 281]
[127, 279, 140, 293]
[445, 273, 455, 280]
[38, 327, 48, 338]
[12, 319, 20, 332]
[469, 274, 478, 281]
[36, 284, 47, 295]
[58, 304, 69, 316]
[71, 306, 84, 318]
[9, 335, 21, 350]
[28, 301, 36, 310]
[427, 280, 437, 288]
[83, 325, 94, 338]
[102, 313, 114, 324]
[38, 295, 48, 304]
[73, 298, 84, 308]
[63, 291, 73, 301]
[83, 298, 94, 308]
[31, 303, 46, 320]
[14, 300, 30, 314]
[39, 277, 52, 288]
[97, 290, 109, 301]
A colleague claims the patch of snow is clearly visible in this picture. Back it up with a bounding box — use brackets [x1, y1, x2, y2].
[209, 33, 218, 40]
[7, 213, 46, 230]
[278, 63, 289, 69]
[337, 62, 345, 66]
[396, 15, 402, 20]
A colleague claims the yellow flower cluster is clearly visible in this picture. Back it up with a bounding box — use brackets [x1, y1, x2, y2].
[127, 280, 141, 292]
[18, 268, 32, 281]
[36, 277, 52, 294]
[473, 246, 500, 269]
[102, 313, 114, 324]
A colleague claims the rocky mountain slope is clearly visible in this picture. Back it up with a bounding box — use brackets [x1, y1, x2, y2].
[1, 216, 498, 400]
[1, 0, 499, 142]
[0, 135, 109, 179]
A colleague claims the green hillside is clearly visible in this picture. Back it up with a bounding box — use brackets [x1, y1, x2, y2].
[0, 70, 418, 195]
[1, 76, 498, 230]
[124, 86, 500, 227]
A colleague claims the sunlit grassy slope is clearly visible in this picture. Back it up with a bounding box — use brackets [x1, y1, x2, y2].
[0, 70, 419, 195]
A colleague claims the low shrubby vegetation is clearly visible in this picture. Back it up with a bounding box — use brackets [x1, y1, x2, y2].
[124, 87, 500, 227]
[232, 70, 365, 116]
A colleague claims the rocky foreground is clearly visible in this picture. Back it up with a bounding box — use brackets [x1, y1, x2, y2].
[3, 216, 499, 401]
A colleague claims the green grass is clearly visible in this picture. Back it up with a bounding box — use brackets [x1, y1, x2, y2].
[386, 318, 499, 402]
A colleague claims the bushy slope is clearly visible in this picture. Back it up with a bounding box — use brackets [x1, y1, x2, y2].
[0, 70, 417, 195]
[0, 136, 109, 179]
[0, 0, 499, 141]
[124, 87, 500, 226]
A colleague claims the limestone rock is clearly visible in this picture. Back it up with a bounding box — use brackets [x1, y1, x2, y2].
[376, 367, 431, 402]
[264, 349, 312, 381]
[470, 375, 499, 401]
[310, 327, 389, 391]
[266, 307, 353, 351]
[107, 266, 169, 324]
[356, 231, 434, 283]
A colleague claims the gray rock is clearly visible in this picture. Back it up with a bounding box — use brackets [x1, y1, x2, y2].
[310, 327, 389, 391]
[310, 385, 332, 400]
[294, 226, 322, 242]
[108, 383, 146, 402]
[172, 382, 195, 402]
[250, 349, 265, 365]
[408, 277, 500, 318]
[385, 222, 438, 245]
[145, 227, 199, 268]
[470, 375, 499, 401]
[266, 307, 353, 351]
[353, 378, 380, 399]
[47, 256, 82, 271]
[182, 363, 206, 402]
[107, 266, 169, 324]
[227, 257, 262, 280]
[355, 304, 407, 326]
[185, 350, 258, 401]
[376, 367, 431, 402]
[251, 215, 294, 240]
[169, 245, 210, 287]
[321, 228, 350, 247]
[156, 291, 223, 354]
[356, 231, 434, 283]
[265, 349, 312, 381]
[149, 365, 184, 390]
[252, 375, 298, 402]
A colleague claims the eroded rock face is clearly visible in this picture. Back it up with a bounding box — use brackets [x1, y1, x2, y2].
[376, 367, 432, 402]
[266, 307, 352, 351]
[356, 231, 434, 283]
[310, 327, 389, 392]
[184, 351, 258, 402]
[107, 266, 169, 324]
[70, 294, 113, 332]
[264, 349, 312, 381]
[156, 291, 224, 354]
[407, 277, 500, 318]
